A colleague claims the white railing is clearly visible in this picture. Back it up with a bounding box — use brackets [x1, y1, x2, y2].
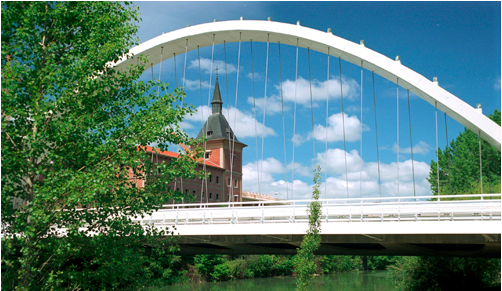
[134, 194, 501, 226]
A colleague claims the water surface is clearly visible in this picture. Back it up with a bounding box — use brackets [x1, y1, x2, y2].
[166, 270, 392, 291]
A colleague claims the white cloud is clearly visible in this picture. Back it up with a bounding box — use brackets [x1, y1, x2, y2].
[316, 148, 364, 175]
[291, 133, 310, 146]
[184, 105, 276, 138]
[393, 141, 431, 155]
[241, 148, 432, 200]
[242, 158, 286, 194]
[276, 76, 359, 105]
[247, 95, 289, 115]
[312, 112, 363, 142]
[188, 58, 237, 74]
[182, 78, 210, 91]
[242, 158, 312, 199]
[178, 121, 194, 130]
[247, 72, 261, 80]
[287, 161, 312, 178]
[494, 76, 501, 90]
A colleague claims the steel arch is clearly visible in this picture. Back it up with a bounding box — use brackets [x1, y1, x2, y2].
[114, 20, 501, 151]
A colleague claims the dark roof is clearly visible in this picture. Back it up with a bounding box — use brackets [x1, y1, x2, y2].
[197, 113, 238, 141]
[196, 75, 241, 143]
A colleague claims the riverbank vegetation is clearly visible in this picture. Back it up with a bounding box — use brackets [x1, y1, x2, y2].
[141, 254, 399, 289]
[389, 257, 501, 291]
[140, 254, 500, 290]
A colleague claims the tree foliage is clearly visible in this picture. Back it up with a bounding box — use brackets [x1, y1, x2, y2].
[1, 2, 200, 290]
[428, 109, 501, 195]
[294, 165, 323, 291]
[394, 109, 502, 291]
[390, 256, 501, 291]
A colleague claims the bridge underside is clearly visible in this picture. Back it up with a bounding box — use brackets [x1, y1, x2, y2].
[171, 233, 500, 257]
[149, 222, 501, 257]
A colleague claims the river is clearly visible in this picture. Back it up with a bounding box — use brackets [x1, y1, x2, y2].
[165, 270, 392, 291]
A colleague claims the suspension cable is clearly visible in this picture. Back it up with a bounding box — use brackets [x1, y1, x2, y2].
[150, 63, 154, 88]
[360, 60, 363, 198]
[435, 101, 440, 196]
[197, 46, 205, 203]
[181, 41, 188, 198]
[397, 79, 400, 197]
[172, 49, 180, 193]
[203, 34, 215, 201]
[308, 48, 315, 158]
[157, 47, 164, 164]
[260, 34, 270, 199]
[250, 40, 260, 197]
[158, 47, 163, 97]
[174, 53, 178, 88]
[150, 61, 155, 190]
[156, 48, 163, 193]
[230, 32, 242, 202]
[325, 47, 330, 200]
[372, 72, 382, 197]
[444, 113, 452, 194]
[224, 41, 232, 202]
[292, 38, 299, 199]
[479, 130, 483, 194]
[487, 141, 491, 193]
[173, 52, 179, 107]
[407, 90, 416, 198]
[339, 57, 349, 199]
[183, 39, 188, 88]
[278, 42, 289, 200]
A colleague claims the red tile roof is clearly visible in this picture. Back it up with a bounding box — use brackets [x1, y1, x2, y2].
[140, 146, 223, 170]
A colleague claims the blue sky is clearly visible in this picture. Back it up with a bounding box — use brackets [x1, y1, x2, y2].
[133, 1, 501, 200]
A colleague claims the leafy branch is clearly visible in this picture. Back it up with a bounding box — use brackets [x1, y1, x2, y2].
[294, 165, 323, 291]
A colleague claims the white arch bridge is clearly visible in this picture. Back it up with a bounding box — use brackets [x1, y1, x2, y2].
[115, 20, 501, 151]
[135, 194, 501, 257]
[115, 20, 501, 257]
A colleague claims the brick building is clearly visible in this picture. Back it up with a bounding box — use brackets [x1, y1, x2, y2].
[139, 75, 247, 203]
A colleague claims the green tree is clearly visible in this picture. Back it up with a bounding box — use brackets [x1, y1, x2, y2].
[394, 109, 502, 291]
[1, 2, 201, 290]
[428, 109, 501, 195]
[294, 165, 323, 291]
[390, 256, 501, 291]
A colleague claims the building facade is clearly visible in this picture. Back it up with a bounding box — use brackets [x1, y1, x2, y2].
[138, 75, 247, 204]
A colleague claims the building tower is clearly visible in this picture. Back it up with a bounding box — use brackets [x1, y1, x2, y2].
[195, 74, 247, 202]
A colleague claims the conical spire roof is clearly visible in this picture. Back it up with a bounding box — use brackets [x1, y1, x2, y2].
[211, 75, 223, 111]
[197, 75, 239, 142]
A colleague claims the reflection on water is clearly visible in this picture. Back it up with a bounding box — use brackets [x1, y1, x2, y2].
[166, 270, 392, 291]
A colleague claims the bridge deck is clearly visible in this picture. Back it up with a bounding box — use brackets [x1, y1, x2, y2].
[135, 195, 501, 257]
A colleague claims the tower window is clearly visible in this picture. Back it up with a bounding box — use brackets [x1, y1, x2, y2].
[216, 193, 220, 201]
[205, 151, 211, 159]
[226, 128, 234, 139]
[207, 130, 213, 136]
[209, 174, 212, 183]
[209, 192, 213, 199]
[216, 176, 219, 184]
